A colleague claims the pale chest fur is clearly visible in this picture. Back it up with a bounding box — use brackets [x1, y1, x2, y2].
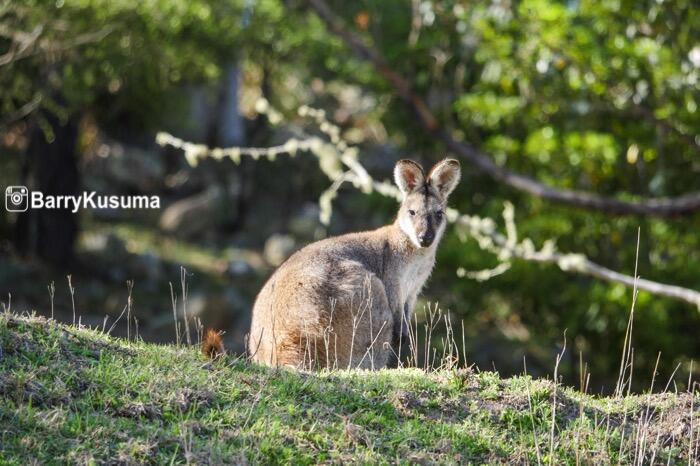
[398, 251, 435, 303]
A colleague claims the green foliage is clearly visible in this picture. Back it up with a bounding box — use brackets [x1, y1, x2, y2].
[2, 0, 302, 128]
[3, 0, 699, 389]
[323, 0, 700, 389]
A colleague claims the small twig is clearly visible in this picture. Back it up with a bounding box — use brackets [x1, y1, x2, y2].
[689, 381, 696, 466]
[67, 275, 76, 326]
[0, 93, 42, 129]
[180, 267, 191, 346]
[47, 281, 55, 320]
[549, 332, 567, 465]
[169, 282, 180, 347]
[1, 293, 10, 314]
[356, 320, 388, 369]
[126, 280, 134, 342]
[615, 228, 641, 398]
[195, 317, 203, 347]
[461, 320, 467, 369]
[106, 304, 128, 336]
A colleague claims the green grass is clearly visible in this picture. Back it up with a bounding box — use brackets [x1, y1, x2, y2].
[1, 313, 697, 465]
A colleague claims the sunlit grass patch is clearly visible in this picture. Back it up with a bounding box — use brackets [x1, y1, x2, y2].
[0, 313, 698, 465]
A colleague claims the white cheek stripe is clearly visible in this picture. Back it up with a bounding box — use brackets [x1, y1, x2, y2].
[399, 215, 422, 248]
[434, 222, 446, 243]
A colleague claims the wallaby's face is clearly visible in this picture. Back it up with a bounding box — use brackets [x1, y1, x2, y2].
[394, 159, 461, 248]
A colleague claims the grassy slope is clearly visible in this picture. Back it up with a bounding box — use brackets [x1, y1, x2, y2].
[0, 314, 697, 465]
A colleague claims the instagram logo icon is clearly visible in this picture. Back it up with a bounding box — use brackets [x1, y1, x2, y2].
[5, 186, 29, 212]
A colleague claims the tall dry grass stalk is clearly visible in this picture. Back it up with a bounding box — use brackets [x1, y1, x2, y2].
[615, 228, 641, 398]
[126, 280, 133, 341]
[67, 275, 76, 326]
[260, 272, 470, 371]
[287, 288, 469, 372]
[549, 333, 566, 465]
[1, 293, 10, 314]
[169, 282, 180, 347]
[180, 266, 191, 346]
[47, 282, 55, 320]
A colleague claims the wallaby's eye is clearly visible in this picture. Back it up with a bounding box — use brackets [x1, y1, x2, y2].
[435, 210, 444, 221]
[408, 209, 416, 216]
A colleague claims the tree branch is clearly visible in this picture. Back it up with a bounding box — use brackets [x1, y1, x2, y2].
[0, 92, 42, 129]
[0, 23, 113, 68]
[454, 206, 700, 308]
[156, 99, 700, 310]
[306, 0, 700, 217]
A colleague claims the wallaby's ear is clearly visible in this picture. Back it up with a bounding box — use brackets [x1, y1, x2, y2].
[394, 160, 425, 195]
[427, 158, 461, 198]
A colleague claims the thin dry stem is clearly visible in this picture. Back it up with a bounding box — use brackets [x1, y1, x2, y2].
[169, 282, 180, 347]
[180, 267, 191, 346]
[47, 282, 55, 320]
[67, 275, 76, 326]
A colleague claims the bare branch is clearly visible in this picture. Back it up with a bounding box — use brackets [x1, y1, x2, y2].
[306, 0, 700, 217]
[0, 92, 42, 128]
[0, 22, 112, 67]
[0, 24, 42, 66]
[156, 99, 700, 310]
[454, 208, 700, 309]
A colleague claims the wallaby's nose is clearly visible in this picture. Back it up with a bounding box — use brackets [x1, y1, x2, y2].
[418, 231, 434, 247]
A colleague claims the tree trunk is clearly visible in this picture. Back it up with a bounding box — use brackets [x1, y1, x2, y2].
[14, 111, 80, 269]
[209, 62, 249, 233]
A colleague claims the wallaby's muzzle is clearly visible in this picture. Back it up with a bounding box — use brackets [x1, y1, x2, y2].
[417, 230, 435, 247]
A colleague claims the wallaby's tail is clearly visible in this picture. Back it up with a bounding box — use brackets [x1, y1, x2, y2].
[202, 328, 225, 358]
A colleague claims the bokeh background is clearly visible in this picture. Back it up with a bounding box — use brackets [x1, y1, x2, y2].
[1, 0, 699, 393]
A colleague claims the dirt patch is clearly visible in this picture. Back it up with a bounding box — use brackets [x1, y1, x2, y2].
[390, 389, 424, 417]
[1, 374, 47, 406]
[0, 372, 73, 407]
[112, 401, 162, 419]
[169, 388, 214, 411]
[390, 389, 469, 422]
[635, 392, 699, 451]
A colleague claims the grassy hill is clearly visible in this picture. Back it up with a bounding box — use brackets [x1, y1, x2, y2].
[0, 312, 697, 465]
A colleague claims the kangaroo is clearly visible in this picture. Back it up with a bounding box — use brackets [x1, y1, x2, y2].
[248, 158, 461, 370]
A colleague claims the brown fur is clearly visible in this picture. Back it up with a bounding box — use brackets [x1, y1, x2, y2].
[248, 159, 460, 370]
[202, 329, 225, 359]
